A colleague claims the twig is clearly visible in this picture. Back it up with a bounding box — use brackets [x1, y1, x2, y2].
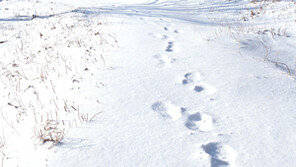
[89, 111, 103, 121]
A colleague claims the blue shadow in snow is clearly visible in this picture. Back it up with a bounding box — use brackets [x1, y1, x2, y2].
[70, 0, 257, 26]
[0, 0, 257, 26]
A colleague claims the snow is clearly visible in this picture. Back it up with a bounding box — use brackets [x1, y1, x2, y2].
[1, 0, 296, 166]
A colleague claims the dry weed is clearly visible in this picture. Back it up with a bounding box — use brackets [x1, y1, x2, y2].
[34, 120, 65, 146]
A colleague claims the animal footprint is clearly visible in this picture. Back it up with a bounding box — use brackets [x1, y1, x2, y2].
[163, 26, 180, 34]
[149, 33, 168, 40]
[164, 26, 173, 32]
[182, 72, 202, 85]
[151, 101, 183, 121]
[154, 54, 175, 68]
[202, 142, 237, 167]
[174, 29, 179, 34]
[193, 85, 204, 92]
[185, 112, 213, 131]
[165, 41, 179, 52]
[165, 41, 174, 52]
[192, 83, 217, 95]
[181, 72, 216, 95]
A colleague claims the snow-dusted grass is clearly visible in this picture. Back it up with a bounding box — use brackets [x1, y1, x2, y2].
[207, 0, 296, 78]
[215, 25, 296, 78]
[0, 10, 117, 166]
[236, 0, 296, 77]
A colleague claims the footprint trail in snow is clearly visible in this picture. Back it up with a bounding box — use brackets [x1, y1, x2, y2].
[150, 24, 180, 68]
[145, 18, 235, 167]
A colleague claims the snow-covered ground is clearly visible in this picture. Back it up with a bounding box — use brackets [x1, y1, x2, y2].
[1, 0, 296, 166]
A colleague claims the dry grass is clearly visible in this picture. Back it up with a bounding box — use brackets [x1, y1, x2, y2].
[219, 0, 296, 78]
[0, 10, 117, 164]
[242, 0, 296, 21]
[78, 111, 103, 123]
[259, 38, 293, 76]
[34, 120, 65, 147]
[214, 13, 295, 78]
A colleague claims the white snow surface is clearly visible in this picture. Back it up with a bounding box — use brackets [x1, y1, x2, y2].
[1, 0, 296, 167]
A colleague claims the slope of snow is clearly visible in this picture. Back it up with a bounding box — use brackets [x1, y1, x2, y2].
[1, 0, 296, 166]
[48, 1, 296, 166]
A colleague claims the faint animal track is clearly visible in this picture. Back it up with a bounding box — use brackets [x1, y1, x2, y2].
[154, 54, 175, 68]
[162, 35, 168, 39]
[163, 26, 180, 34]
[185, 112, 213, 131]
[182, 72, 202, 85]
[151, 101, 183, 121]
[149, 33, 169, 40]
[164, 26, 173, 31]
[202, 142, 237, 167]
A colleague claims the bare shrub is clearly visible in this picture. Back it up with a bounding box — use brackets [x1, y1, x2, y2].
[34, 120, 65, 147]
